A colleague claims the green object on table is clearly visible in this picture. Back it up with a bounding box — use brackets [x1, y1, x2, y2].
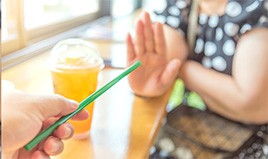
[24, 60, 142, 151]
[167, 79, 184, 111]
[187, 91, 205, 110]
[168, 79, 206, 111]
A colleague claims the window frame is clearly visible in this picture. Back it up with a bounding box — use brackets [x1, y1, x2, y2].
[26, 9, 102, 43]
[2, 0, 26, 55]
[2, 0, 110, 55]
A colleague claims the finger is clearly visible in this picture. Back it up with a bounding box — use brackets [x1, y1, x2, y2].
[126, 33, 136, 63]
[43, 136, 64, 156]
[42, 117, 69, 139]
[53, 123, 74, 140]
[161, 59, 181, 86]
[141, 12, 154, 53]
[35, 118, 57, 152]
[43, 117, 58, 129]
[134, 20, 145, 56]
[71, 108, 89, 120]
[42, 113, 87, 140]
[31, 150, 50, 159]
[17, 148, 40, 159]
[42, 109, 87, 133]
[54, 108, 89, 120]
[153, 22, 166, 55]
[33, 95, 79, 120]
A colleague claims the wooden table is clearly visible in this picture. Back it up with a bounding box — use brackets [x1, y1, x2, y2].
[2, 43, 171, 159]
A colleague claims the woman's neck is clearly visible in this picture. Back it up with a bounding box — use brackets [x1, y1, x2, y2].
[199, 0, 228, 16]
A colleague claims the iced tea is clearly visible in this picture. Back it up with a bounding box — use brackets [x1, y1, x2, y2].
[50, 39, 104, 139]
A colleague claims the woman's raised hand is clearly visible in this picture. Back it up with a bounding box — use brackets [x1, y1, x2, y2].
[126, 12, 181, 97]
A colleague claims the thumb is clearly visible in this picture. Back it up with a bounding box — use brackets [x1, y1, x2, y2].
[33, 95, 79, 120]
[161, 59, 181, 86]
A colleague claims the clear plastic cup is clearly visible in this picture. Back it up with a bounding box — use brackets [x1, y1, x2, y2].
[49, 38, 104, 139]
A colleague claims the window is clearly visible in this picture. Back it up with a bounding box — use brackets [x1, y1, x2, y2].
[2, 0, 25, 54]
[112, 0, 137, 18]
[24, 0, 99, 30]
[2, 0, 104, 55]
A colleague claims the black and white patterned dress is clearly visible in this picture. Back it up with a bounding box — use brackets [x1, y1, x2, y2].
[150, 1, 268, 158]
[154, 0, 268, 75]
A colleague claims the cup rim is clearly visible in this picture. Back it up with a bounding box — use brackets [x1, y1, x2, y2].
[49, 38, 105, 70]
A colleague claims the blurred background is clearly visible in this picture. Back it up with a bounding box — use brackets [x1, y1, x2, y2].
[1, 1, 268, 159]
[1, 0, 166, 70]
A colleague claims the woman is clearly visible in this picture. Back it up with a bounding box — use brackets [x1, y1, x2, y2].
[126, 0, 268, 124]
[127, 0, 268, 158]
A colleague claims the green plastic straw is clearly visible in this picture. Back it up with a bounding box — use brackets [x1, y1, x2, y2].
[24, 60, 141, 151]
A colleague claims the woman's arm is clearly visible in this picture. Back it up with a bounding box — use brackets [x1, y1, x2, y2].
[179, 28, 268, 124]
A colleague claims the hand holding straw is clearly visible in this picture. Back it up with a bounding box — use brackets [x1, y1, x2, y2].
[24, 61, 141, 151]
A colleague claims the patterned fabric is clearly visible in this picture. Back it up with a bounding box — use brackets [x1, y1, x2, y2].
[154, 0, 268, 75]
[151, 1, 268, 159]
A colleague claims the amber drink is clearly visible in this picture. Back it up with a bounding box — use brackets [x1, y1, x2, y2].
[50, 39, 104, 139]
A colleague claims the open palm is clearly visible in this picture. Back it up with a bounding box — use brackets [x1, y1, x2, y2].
[127, 12, 181, 97]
